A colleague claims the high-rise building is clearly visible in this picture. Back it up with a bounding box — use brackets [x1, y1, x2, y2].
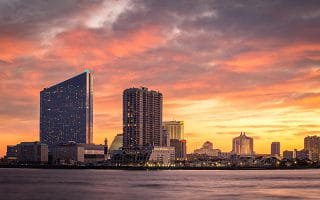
[161, 128, 170, 147]
[123, 87, 162, 149]
[232, 132, 254, 156]
[170, 139, 187, 160]
[40, 71, 93, 149]
[304, 136, 320, 161]
[163, 121, 184, 140]
[271, 142, 280, 157]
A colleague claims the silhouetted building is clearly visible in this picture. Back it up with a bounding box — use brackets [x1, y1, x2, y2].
[283, 150, 294, 160]
[52, 142, 84, 164]
[161, 128, 170, 147]
[17, 142, 48, 163]
[163, 121, 184, 140]
[304, 136, 320, 161]
[232, 132, 254, 156]
[194, 141, 221, 157]
[123, 87, 162, 149]
[111, 148, 152, 166]
[104, 138, 109, 160]
[170, 139, 187, 160]
[6, 145, 17, 160]
[271, 142, 280, 157]
[296, 149, 311, 160]
[40, 71, 93, 149]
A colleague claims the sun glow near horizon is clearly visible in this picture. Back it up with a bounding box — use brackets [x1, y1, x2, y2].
[1, 0, 320, 157]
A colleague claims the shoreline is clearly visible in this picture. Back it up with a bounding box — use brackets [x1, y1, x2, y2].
[1, 165, 319, 170]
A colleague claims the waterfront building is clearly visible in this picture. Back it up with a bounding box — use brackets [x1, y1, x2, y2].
[194, 141, 221, 157]
[148, 146, 175, 165]
[283, 150, 294, 160]
[5, 145, 18, 160]
[40, 71, 93, 149]
[110, 134, 123, 151]
[79, 144, 106, 163]
[104, 138, 109, 160]
[110, 148, 152, 166]
[170, 139, 187, 160]
[232, 132, 254, 156]
[296, 149, 311, 160]
[219, 152, 232, 159]
[52, 142, 84, 164]
[304, 136, 320, 161]
[271, 142, 280, 157]
[123, 87, 162, 149]
[163, 121, 184, 140]
[17, 142, 48, 164]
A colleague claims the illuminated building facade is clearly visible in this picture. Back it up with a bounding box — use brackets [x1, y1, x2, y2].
[194, 141, 221, 157]
[232, 132, 254, 156]
[123, 87, 162, 149]
[163, 121, 184, 140]
[148, 146, 175, 165]
[304, 136, 320, 161]
[110, 134, 123, 151]
[40, 71, 93, 149]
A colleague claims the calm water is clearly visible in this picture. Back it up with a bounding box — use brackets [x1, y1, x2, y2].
[0, 169, 320, 200]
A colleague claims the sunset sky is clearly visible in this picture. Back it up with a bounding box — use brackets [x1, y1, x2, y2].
[1, 0, 320, 157]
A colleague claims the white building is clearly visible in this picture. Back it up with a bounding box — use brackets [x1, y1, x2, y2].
[148, 146, 175, 165]
[163, 121, 184, 140]
[194, 141, 221, 157]
[232, 132, 254, 156]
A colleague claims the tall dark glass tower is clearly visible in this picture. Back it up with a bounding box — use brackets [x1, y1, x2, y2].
[123, 87, 163, 149]
[40, 71, 93, 149]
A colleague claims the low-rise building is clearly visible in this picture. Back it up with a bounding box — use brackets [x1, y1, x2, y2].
[148, 146, 175, 165]
[109, 134, 123, 157]
[194, 141, 221, 157]
[283, 150, 294, 160]
[80, 144, 106, 164]
[296, 149, 311, 160]
[52, 142, 84, 164]
[170, 139, 187, 160]
[5, 145, 18, 161]
[17, 142, 48, 164]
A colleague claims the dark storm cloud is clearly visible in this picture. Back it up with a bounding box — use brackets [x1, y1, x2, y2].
[0, 0, 104, 38]
[115, 0, 320, 48]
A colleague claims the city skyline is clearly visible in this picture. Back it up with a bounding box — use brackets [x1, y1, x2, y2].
[1, 0, 320, 157]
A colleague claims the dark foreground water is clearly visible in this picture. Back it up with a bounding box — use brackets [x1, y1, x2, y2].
[1, 169, 320, 200]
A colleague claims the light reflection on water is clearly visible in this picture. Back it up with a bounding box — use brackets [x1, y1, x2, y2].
[1, 169, 320, 200]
